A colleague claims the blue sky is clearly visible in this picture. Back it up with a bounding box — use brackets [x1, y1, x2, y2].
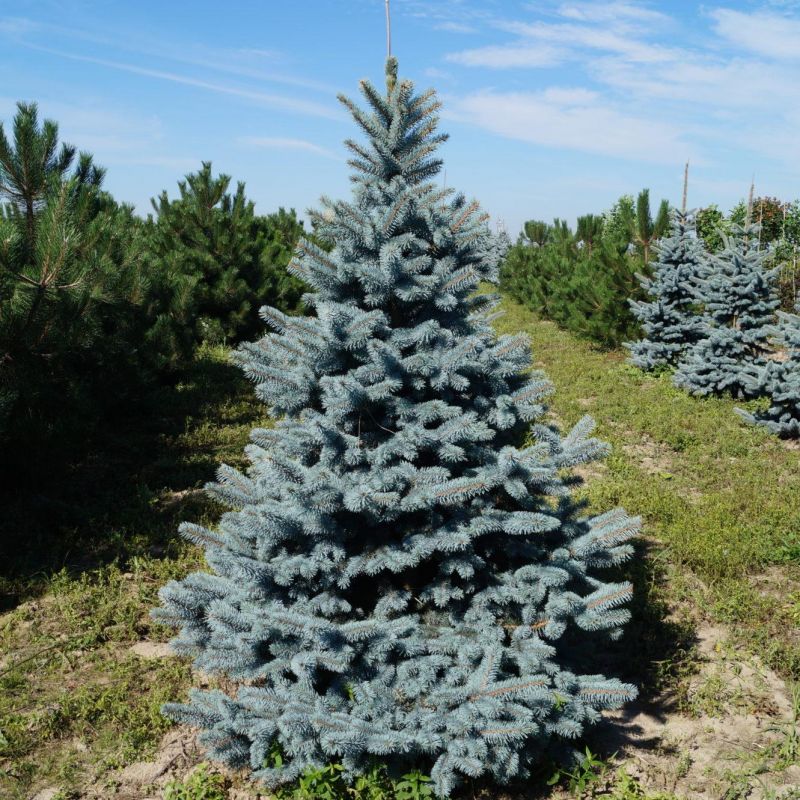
[2, 0, 800, 235]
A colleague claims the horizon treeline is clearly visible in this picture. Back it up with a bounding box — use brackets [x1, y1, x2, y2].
[501, 191, 800, 347]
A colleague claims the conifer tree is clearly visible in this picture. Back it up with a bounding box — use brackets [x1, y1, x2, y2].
[630, 189, 670, 265]
[0, 102, 145, 450]
[145, 163, 305, 353]
[154, 60, 639, 797]
[674, 223, 779, 398]
[522, 219, 548, 247]
[625, 209, 707, 370]
[735, 308, 800, 437]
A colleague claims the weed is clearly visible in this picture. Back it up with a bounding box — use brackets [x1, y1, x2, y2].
[164, 763, 228, 800]
[547, 747, 612, 795]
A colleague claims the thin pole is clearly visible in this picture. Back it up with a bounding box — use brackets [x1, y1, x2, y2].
[385, 0, 391, 58]
[682, 160, 689, 214]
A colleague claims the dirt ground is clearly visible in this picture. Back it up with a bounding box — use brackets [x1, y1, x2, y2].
[40, 615, 794, 800]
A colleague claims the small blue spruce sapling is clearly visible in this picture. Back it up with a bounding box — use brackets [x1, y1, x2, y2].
[153, 59, 639, 798]
[674, 223, 779, 398]
[736, 308, 800, 437]
[625, 208, 707, 371]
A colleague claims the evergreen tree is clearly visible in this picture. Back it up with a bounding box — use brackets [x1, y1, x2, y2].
[575, 214, 604, 254]
[674, 224, 779, 398]
[257, 207, 309, 315]
[0, 102, 145, 452]
[522, 219, 548, 247]
[630, 189, 670, 265]
[144, 163, 305, 354]
[625, 210, 707, 370]
[500, 217, 642, 348]
[735, 309, 800, 437]
[154, 60, 639, 797]
[562, 236, 642, 347]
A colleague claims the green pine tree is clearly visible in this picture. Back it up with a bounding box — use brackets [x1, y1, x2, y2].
[144, 163, 306, 357]
[0, 102, 146, 456]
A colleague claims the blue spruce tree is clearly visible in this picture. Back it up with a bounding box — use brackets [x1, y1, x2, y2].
[735, 308, 800, 437]
[625, 208, 707, 370]
[673, 223, 779, 398]
[153, 60, 639, 797]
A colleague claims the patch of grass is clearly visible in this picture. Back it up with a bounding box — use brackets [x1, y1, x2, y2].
[495, 295, 800, 680]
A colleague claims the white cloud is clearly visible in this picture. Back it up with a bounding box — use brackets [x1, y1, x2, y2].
[434, 21, 478, 34]
[710, 9, 800, 61]
[556, 2, 668, 24]
[237, 136, 340, 160]
[451, 89, 690, 163]
[446, 42, 565, 68]
[441, 1, 800, 176]
[495, 20, 678, 64]
[0, 96, 202, 171]
[0, 17, 337, 95]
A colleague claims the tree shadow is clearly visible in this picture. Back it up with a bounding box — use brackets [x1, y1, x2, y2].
[0, 349, 264, 611]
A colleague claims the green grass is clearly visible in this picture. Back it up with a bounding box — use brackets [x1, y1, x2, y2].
[0, 344, 269, 799]
[495, 294, 800, 679]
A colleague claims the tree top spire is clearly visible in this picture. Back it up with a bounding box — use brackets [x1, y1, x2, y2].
[385, 56, 398, 94]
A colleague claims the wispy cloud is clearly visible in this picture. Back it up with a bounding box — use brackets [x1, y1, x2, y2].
[555, 1, 669, 24]
[434, 21, 478, 34]
[0, 15, 339, 95]
[0, 16, 38, 35]
[0, 95, 201, 172]
[439, 1, 800, 175]
[237, 136, 341, 160]
[22, 44, 343, 120]
[710, 8, 800, 61]
[451, 87, 690, 163]
[446, 42, 565, 68]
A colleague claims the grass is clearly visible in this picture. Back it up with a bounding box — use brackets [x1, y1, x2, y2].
[0, 344, 269, 799]
[495, 294, 800, 679]
[1, 297, 799, 798]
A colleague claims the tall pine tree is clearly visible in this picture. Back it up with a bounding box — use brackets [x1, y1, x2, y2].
[674, 223, 779, 398]
[735, 308, 800, 437]
[625, 209, 707, 371]
[154, 61, 639, 797]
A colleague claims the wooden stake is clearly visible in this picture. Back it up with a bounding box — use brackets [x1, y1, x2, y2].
[385, 0, 391, 58]
[682, 160, 689, 214]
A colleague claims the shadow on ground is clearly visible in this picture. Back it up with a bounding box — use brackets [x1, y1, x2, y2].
[0, 350, 263, 611]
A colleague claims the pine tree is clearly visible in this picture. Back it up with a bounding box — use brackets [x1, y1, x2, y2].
[0, 102, 145, 451]
[575, 214, 604, 254]
[674, 223, 779, 398]
[145, 163, 305, 354]
[630, 189, 670, 265]
[522, 219, 548, 247]
[625, 209, 707, 371]
[735, 309, 800, 437]
[153, 60, 639, 797]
